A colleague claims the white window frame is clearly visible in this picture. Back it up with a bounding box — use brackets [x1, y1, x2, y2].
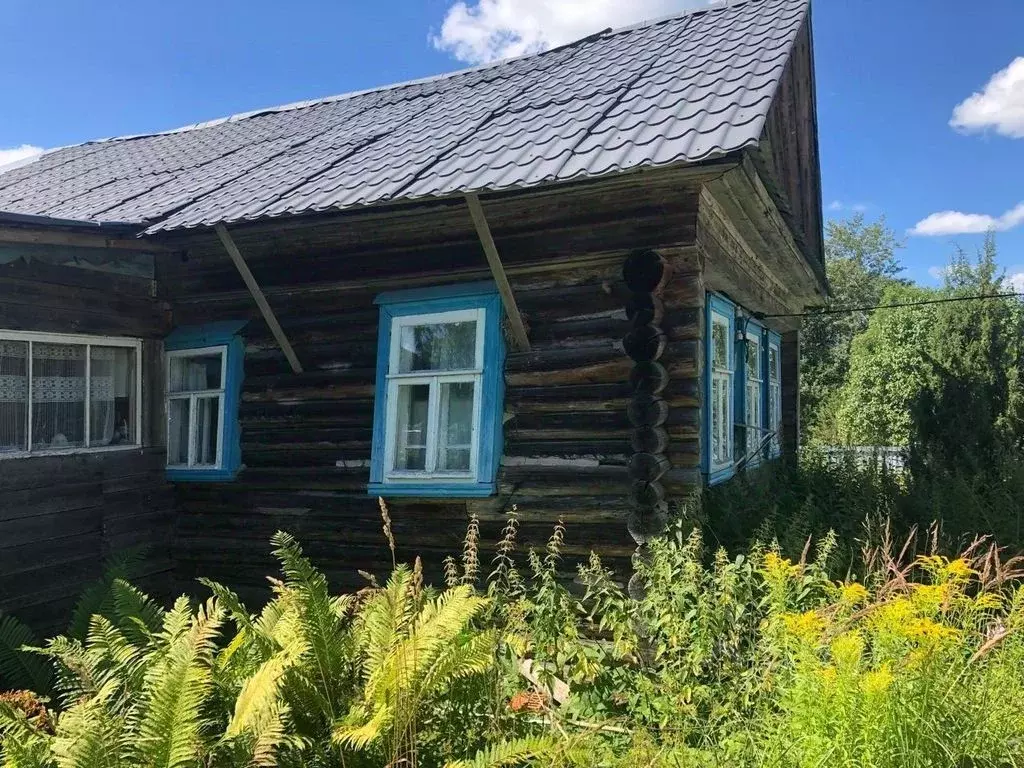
[0, 330, 142, 460]
[166, 345, 228, 471]
[768, 338, 782, 456]
[383, 308, 485, 483]
[709, 310, 733, 473]
[745, 330, 763, 458]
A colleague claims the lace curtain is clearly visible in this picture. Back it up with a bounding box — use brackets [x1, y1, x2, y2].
[0, 342, 130, 452]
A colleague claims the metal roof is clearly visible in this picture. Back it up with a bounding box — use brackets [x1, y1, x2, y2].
[0, 0, 808, 235]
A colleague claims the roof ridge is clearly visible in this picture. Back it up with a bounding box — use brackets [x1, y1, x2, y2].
[63, 0, 759, 150]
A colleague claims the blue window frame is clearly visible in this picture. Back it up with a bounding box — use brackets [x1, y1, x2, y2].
[369, 282, 505, 498]
[739, 316, 765, 468]
[704, 294, 786, 485]
[766, 331, 782, 458]
[164, 321, 245, 482]
[703, 293, 736, 485]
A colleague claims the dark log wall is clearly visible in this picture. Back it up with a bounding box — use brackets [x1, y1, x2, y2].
[160, 176, 706, 601]
[762, 18, 824, 268]
[0, 254, 174, 636]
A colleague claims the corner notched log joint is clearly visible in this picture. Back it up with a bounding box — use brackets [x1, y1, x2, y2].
[622, 249, 671, 568]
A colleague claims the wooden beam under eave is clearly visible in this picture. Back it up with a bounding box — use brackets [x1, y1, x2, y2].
[464, 193, 531, 352]
[214, 223, 304, 374]
[0, 226, 176, 253]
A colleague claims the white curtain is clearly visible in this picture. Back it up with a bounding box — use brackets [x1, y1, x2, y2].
[0, 341, 28, 453]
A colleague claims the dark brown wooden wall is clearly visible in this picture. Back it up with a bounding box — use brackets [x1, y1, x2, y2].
[160, 177, 704, 603]
[762, 18, 824, 268]
[0, 256, 174, 636]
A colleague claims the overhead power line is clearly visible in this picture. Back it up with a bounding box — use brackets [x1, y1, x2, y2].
[760, 292, 1024, 320]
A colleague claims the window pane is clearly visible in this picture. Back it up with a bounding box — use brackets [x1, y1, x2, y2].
[438, 381, 474, 472]
[746, 338, 760, 377]
[394, 384, 429, 471]
[168, 398, 190, 465]
[712, 374, 730, 466]
[712, 318, 728, 369]
[90, 346, 136, 447]
[32, 343, 85, 450]
[169, 353, 222, 393]
[399, 321, 476, 373]
[0, 341, 28, 453]
[769, 346, 780, 382]
[746, 382, 761, 454]
[194, 396, 220, 467]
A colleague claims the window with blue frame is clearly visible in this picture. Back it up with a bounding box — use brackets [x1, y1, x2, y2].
[767, 331, 782, 457]
[164, 322, 245, 481]
[704, 293, 784, 484]
[705, 294, 735, 484]
[742, 320, 765, 464]
[369, 283, 505, 498]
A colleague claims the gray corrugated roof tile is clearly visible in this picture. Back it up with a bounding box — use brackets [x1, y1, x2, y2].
[0, 0, 808, 232]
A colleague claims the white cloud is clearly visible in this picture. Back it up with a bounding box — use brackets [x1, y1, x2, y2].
[827, 200, 871, 215]
[1008, 272, 1024, 293]
[909, 202, 1024, 236]
[928, 266, 948, 282]
[432, 0, 710, 64]
[950, 57, 1024, 139]
[0, 144, 43, 173]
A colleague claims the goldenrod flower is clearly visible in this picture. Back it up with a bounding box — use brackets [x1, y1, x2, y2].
[861, 665, 894, 695]
[839, 582, 870, 606]
[783, 610, 826, 642]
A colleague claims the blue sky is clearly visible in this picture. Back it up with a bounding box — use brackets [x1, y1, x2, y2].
[1, 0, 1021, 288]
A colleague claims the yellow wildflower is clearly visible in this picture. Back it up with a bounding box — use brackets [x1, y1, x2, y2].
[974, 592, 1004, 611]
[905, 618, 960, 642]
[944, 558, 975, 582]
[819, 666, 838, 685]
[861, 665, 894, 695]
[783, 610, 827, 642]
[839, 582, 870, 606]
[830, 632, 865, 670]
[868, 597, 916, 636]
[912, 583, 951, 610]
[764, 552, 801, 579]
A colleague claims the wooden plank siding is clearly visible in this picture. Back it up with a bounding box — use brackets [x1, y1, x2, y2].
[160, 176, 707, 601]
[0, 254, 174, 636]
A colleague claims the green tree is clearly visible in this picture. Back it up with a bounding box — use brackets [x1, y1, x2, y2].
[830, 283, 937, 445]
[801, 215, 904, 441]
[911, 235, 1024, 475]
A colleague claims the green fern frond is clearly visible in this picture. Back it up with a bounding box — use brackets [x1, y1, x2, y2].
[0, 612, 51, 694]
[109, 580, 165, 648]
[0, 700, 53, 768]
[51, 680, 122, 768]
[131, 599, 224, 768]
[68, 548, 147, 641]
[270, 532, 353, 722]
[444, 736, 561, 768]
[225, 652, 291, 739]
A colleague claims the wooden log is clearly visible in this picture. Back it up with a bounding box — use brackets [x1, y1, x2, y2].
[622, 249, 669, 294]
[625, 292, 664, 326]
[630, 426, 669, 454]
[623, 324, 666, 363]
[627, 506, 669, 544]
[628, 361, 669, 396]
[628, 480, 666, 507]
[626, 394, 669, 428]
[627, 452, 671, 483]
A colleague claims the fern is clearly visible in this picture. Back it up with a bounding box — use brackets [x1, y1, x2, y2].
[68, 549, 147, 641]
[50, 680, 123, 768]
[444, 736, 560, 768]
[270, 532, 354, 724]
[129, 599, 224, 768]
[0, 700, 53, 768]
[0, 612, 50, 694]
